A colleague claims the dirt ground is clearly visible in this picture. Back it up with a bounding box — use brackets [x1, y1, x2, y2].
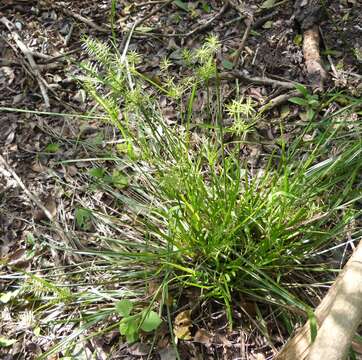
[0, 0, 361, 359]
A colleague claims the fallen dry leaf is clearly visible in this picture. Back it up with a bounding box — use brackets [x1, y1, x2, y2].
[159, 346, 178, 360]
[213, 333, 232, 347]
[33, 195, 57, 221]
[8, 248, 26, 265]
[31, 161, 47, 173]
[66, 165, 78, 176]
[194, 328, 212, 346]
[0, 66, 15, 85]
[128, 342, 151, 356]
[251, 353, 266, 360]
[173, 310, 192, 341]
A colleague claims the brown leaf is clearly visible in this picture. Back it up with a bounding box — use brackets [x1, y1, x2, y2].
[66, 165, 78, 176]
[251, 354, 266, 360]
[194, 328, 212, 346]
[128, 342, 151, 356]
[174, 310, 192, 341]
[33, 196, 57, 221]
[213, 333, 232, 347]
[0, 66, 15, 85]
[31, 161, 47, 173]
[175, 310, 192, 327]
[240, 298, 257, 317]
[5, 130, 15, 145]
[8, 248, 26, 265]
[159, 347, 178, 360]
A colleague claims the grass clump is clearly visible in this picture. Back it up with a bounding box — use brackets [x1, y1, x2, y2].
[25, 36, 361, 356]
[79, 36, 362, 322]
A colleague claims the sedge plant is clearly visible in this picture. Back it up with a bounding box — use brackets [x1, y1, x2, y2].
[78, 36, 362, 321]
[18, 35, 361, 357]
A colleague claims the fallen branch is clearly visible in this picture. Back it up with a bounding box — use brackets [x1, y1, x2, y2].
[0, 16, 50, 108]
[308, 240, 362, 360]
[220, 70, 296, 89]
[275, 240, 362, 360]
[294, 0, 328, 91]
[259, 90, 300, 112]
[302, 25, 327, 91]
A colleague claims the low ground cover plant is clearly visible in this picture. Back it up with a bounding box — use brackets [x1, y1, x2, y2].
[5, 36, 360, 358]
[72, 36, 362, 340]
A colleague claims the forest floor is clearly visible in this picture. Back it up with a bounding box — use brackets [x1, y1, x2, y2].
[0, 0, 361, 359]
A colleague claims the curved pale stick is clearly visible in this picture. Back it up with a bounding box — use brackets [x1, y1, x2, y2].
[275, 240, 362, 360]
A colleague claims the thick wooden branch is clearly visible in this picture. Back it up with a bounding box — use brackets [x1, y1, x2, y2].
[308, 241, 362, 360]
[275, 240, 362, 360]
[294, 0, 328, 90]
[302, 25, 327, 91]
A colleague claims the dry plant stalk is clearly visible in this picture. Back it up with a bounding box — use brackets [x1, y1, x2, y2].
[275, 240, 362, 360]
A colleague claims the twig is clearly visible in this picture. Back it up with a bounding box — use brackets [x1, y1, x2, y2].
[319, 27, 338, 79]
[224, 14, 246, 27]
[231, 10, 278, 68]
[133, 0, 174, 29]
[64, 23, 74, 47]
[120, 0, 173, 51]
[232, 16, 253, 68]
[1, 36, 35, 80]
[131, 0, 229, 38]
[120, 0, 174, 89]
[59, 8, 108, 33]
[221, 70, 296, 89]
[0, 16, 50, 108]
[27, 50, 54, 61]
[253, 10, 278, 28]
[184, 1, 230, 38]
[339, 71, 362, 80]
[259, 90, 300, 112]
[38, 47, 81, 64]
[133, 0, 168, 7]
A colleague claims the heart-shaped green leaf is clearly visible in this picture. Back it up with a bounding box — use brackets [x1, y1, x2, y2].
[140, 310, 162, 332]
[261, 0, 276, 8]
[115, 299, 133, 317]
[0, 337, 16, 347]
